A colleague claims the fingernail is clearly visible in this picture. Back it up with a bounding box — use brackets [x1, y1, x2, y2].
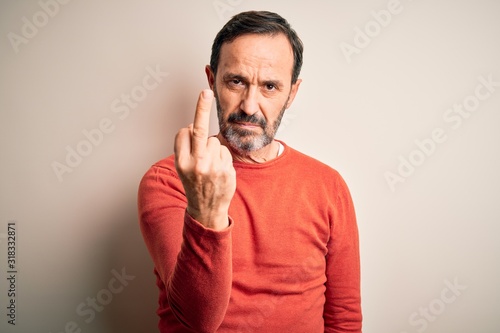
[202, 89, 213, 99]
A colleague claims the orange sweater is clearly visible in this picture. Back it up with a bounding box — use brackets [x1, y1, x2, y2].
[138, 141, 362, 332]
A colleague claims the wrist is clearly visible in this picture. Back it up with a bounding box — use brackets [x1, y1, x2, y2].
[186, 206, 230, 231]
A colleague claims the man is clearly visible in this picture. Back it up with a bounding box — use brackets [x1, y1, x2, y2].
[138, 11, 362, 332]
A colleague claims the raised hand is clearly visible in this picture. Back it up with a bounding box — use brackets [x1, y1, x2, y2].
[174, 89, 236, 230]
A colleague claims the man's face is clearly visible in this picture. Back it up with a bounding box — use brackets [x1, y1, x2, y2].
[206, 33, 301, 154]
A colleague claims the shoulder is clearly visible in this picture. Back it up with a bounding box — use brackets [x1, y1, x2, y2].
[284, 143, 342, 178]
[138, 154, 187, 213]
[138, 154, 182, 192]
[142, 154, 177, 179]
[153, 154, 176, 171]
[281, 142, 352, 196]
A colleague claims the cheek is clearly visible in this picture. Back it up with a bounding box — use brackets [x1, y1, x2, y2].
[217, 88, 242, 111]
[262, 98, 287, 121]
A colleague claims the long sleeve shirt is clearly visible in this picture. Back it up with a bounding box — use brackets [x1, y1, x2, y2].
[138, 141, 362, 332]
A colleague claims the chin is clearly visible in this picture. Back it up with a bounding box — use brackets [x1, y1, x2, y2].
[228, 136, 272, 154]
[221, 123, 275, 153]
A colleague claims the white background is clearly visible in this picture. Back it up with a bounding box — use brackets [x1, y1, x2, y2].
[1, 0, 499, 332]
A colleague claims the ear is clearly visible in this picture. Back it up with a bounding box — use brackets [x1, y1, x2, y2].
[286, 79, 302, 109]
[205, 65, 215, 91]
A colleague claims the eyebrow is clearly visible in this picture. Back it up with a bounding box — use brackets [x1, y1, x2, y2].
[222, 73, 246, 82]
[222, 72, 285, 88]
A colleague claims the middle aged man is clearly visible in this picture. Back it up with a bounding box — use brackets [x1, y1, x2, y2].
[138, 10, 362, 332]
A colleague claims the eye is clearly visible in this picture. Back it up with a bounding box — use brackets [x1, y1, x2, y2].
[226, 78, 245, 90]
[265, 84, 276, 91]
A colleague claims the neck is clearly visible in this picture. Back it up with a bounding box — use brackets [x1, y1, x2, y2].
[216, 133, 279, 164]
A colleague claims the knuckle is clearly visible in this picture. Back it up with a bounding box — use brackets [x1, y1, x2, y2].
[206, 136, 221, 148]
[192, 159, 210, 175]
[174, 129, 184, 144]
[192, 127, 207, 140]
[178, 126, 191, 136]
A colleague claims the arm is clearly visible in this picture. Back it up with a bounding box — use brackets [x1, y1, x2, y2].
[324, 173, 362, 332]
[138, 90, 236, 332]
[138, 166, 233, 332]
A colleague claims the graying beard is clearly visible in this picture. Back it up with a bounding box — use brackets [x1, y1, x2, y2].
[223, 126, 272, 153]
[214, 86, 288, 153]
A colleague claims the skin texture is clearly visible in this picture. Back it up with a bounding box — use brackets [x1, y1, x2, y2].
[175, 33, 301, 230]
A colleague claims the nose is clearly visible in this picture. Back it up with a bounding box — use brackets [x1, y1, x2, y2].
[239, 86, 260, 116]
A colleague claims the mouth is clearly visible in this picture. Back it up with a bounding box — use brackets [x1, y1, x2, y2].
[233, 121, 261, 130]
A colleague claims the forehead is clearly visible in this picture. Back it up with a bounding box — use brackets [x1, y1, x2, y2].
[217, 33, 294, 80]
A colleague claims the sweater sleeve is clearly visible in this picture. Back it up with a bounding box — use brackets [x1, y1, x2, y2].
[137, 162, 233, 333]
[324, 172, 362, 332]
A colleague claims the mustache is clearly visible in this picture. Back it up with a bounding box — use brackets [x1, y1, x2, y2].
[227, 111, 267, 128]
